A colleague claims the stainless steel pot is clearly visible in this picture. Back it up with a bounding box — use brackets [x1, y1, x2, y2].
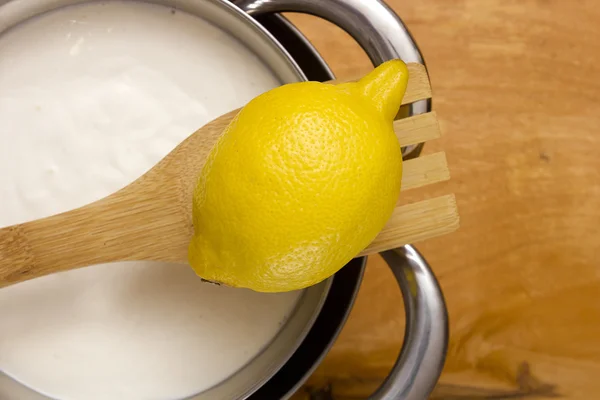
[0, 0, 448, 399]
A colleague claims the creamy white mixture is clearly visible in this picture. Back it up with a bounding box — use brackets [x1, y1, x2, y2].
[0, 2, 302, 399]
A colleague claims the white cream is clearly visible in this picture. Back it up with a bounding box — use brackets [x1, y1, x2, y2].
[0, 2, 302, 399]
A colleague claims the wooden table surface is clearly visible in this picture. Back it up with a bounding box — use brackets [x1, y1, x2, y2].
[286, 1, 600, 399]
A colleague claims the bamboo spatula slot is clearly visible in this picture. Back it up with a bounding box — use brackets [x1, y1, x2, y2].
[0, 63, 458, 288]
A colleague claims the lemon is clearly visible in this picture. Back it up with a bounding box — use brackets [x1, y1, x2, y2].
[188, 60, 408, 292]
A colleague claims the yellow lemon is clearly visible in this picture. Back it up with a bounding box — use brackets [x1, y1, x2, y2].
[189, 60, 408, 292]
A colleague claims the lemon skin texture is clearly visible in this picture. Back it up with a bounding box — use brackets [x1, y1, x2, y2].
[189, 60, 409, 293]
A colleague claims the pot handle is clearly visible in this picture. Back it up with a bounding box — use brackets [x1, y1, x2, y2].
[375, 245, 448, 400]
[233, 0, 429, 160]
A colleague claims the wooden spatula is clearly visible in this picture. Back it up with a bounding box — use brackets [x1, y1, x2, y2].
[0, 63, 459, 288]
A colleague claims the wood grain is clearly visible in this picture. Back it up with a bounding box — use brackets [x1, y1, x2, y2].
[394, 111, 441, 147]
[401, 152, 449, 191]
[359, 194, 458, 256]
[0, 67, 456, 288]
[286, 0, 600, 399]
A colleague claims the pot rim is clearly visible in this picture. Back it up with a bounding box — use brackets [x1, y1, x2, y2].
[0, 1, 449, 399]
[0, 1, 334, 399]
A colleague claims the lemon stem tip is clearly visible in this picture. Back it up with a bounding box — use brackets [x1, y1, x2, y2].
[357, 59, 409, 121]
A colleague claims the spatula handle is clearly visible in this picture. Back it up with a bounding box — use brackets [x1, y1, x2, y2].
[0, 186, 190, 288]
